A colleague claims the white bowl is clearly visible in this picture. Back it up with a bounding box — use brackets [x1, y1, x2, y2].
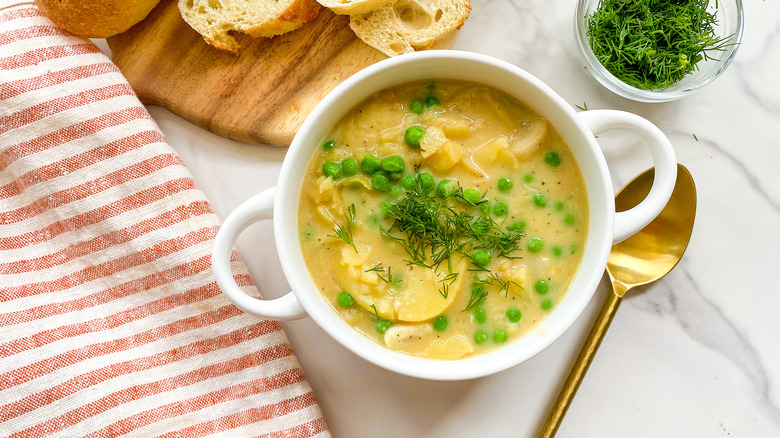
[212, 51, 678, 380]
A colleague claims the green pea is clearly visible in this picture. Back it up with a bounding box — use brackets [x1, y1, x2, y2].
[508, 220, 526, 232]
[533, 193, 547, 207]
[400, 174, 415, 190]
[565, 214, 576, 225]
[381, 156, 405, 174]
[555, 201, 565, 211]
[409, 99, 424, 114]
[379, 201, 394, 216]
[425, 96, 440, 107]
[361, 155, 381, 174]
[375, 319, 392, 334]
[388, 171, 403, 181]
[523, 174, 534, 183]
[474, 330, 489, 345]
[417, 171, 434, 189]
[552, 246, 563, 257]
[372, 172, 391, 192]
[389, 185, 403, 198]
[463, 187, 483, 205]
[506, 308, 522, 323]
[534, 280, 550, 294]
[528, 237, 544, 253]
[436, 179, 456, 197]
[337, 291, 354, 307]
[426, 83, 436, 93]
[341, 157, 358, 177]
[322, 139, 335, 151]
[404, 126, 425, 148]
[473, 305, 487, 323]
[301, 227, 315, 241]
[497, 177, 513, 192]
[472, 250, 491, 267]
[493, 201, 509, 216]
[433, 315, 448, 331]
[545, 151, 562, 167]
[541, 298, 554, 311]
[322, 161, 341, 179]
[493, 329, 508, 343]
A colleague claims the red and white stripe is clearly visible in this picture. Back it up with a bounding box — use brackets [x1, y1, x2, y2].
[0, 1, 329, 436]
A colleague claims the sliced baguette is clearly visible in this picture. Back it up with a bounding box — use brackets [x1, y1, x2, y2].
[349, 0, 470, 57]
[179, 0, 321, 54]
[316, 0, 392, 15]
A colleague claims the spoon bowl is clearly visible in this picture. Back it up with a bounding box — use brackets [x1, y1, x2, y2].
[608, 166, 697, 296]
[538, 164, 697, 437]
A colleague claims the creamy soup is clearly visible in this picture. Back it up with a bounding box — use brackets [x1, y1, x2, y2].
[298, 80, 588, 360]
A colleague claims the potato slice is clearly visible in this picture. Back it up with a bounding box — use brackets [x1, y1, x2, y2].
[423, 140, 463, 172]
[355, 294, 396, 320]
[496, 259, 532, 302]
[419, 125, 448, 158]
[385, 325, 475, 359]
[510, 117, 549, 160]
[432, 114, 474, 139]
[472, 136, 517, 170]
[395, 261, 465, 322]
[383, 323, 434, 352]
[425, 335, 474, 359]
[334, 244, 396, 320]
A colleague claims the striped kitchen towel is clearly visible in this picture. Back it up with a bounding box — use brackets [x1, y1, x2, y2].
[0, 0, 330, 436]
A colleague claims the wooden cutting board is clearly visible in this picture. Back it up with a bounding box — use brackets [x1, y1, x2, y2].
[106, 0, 387, 146]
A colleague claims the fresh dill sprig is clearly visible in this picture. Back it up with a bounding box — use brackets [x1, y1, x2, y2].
[365, 263, 401, 287]
[328, 203, 358, 252]
[463, 280, 488, 312]
[438, 271, 459, 299]
[377, 266, 395, 284]
[365, 263, 385, 273]
[586, 0, 734, 90]
[382, 178, 524, 271]
[476, 273, 521, 298]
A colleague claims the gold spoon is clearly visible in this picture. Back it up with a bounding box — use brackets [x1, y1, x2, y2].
[537, 164, 697, 437]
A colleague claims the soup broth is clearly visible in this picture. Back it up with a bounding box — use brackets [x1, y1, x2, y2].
[298, 80, 588, 360]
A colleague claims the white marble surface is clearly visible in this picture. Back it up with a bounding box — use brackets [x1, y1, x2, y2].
[113, 0, 780, 436]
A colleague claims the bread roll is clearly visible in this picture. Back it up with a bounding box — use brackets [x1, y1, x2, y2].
[349, 0, 470, 57]
[33, 0, 161, 38]
[179, 0, 321, 55]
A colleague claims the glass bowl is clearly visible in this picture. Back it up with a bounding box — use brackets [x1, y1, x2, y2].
[575, 0, 744, 102]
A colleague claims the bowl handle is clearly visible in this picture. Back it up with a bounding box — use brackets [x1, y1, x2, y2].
[578, 110, 677, 244]
[211, 187, 307, 320]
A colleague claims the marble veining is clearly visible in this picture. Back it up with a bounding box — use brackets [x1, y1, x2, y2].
[103, 0, 780, 436]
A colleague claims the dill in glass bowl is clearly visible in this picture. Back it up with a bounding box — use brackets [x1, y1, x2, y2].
[575, 0, 743, 102]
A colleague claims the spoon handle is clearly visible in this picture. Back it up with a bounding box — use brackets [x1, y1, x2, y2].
[537, 287, 624, 438]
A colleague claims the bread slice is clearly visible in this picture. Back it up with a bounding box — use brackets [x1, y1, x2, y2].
[179, 0, 321, 54]
[316, 0, 392, 15]
[349, 0, 470, 57]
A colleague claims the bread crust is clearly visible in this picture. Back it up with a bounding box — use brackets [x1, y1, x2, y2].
[249, 0, 322, 37]
[33, 0, 161, 38]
